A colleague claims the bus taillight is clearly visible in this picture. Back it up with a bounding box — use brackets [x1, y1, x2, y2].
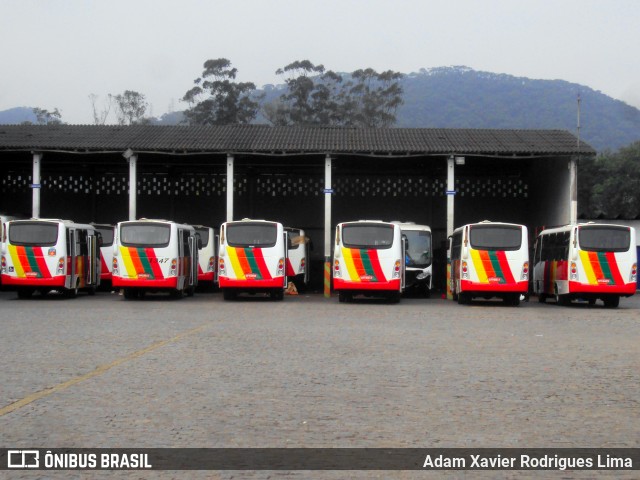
[56, 257, 65, 275]
[299, 257, 306, 274]
[393, 260, 401, 279]
[631, 263, 637, 282]
[208, 256, 215, 272]
[112, 258, 118, 275]
[170, 258, 178, 276]
[461, 261, 469, 279]
[277, 258, 285, 276]
[218, 258, 226, 276]
[333, 259, 341, 277]
[570, 262, 578, 281]
[522, 262, 530, 281]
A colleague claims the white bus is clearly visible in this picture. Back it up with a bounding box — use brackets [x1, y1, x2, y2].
[1, 218, 101, 298]
[393, 222, 433, 297]
[533, 222, 637, 308]
[92, 223, 115, 289]
[448, 221, 529, 306]
[285, 227, 310, 291]
[112, 219, 199, 299]
[333, 220, 405, 303]
[218, 219, 287, 300]
[194, 225, 217, 289]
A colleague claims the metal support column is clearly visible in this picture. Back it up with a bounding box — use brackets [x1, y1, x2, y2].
[569, 157, 578, 224]
[446, 155, 455, 237]
[128, 153, 137, 221]
[31, 152, 42, 219]
[226, 154, 234, 222]
[324, 154, 332, 298]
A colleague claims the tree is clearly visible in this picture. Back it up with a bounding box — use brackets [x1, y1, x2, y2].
[89, 93, 113, 125]
[263, 60, 404, 127]
[31, 107, 63, 125]
[182, 58, 261, 125]
[112, 90, 148, 125]
[579, 141, 640, 218]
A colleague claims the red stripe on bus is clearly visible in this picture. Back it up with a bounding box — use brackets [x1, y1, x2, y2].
[366, 249, 387, 282]
[252, 248, 273, 280]
[351, 249, 366, 278]
[33, 247, 52, 278]
[496, 251, 515, 284]
[605, 252, 624, 285]
[588, 251, 604, 280]
[145, 248, 164, 279]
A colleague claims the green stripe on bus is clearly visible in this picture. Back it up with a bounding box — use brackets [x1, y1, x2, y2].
[598, 252, 614, 283]
[245, 249, 263, 279]
[137, 248, 155, 278]
[25, 247, 40, 275]
[359, 250, 376, 280]
[488, 251, 505, 283]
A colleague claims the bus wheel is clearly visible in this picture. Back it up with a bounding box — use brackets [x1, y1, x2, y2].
[555, 293, 569, 306]
[65, 279, 80, 298]
[387, 292, 401, 304]
[87, 286, 96, 296]
[186, 286, 195, 297]
[603, 296, 620, 308]
[457, 292, 470, 305]
[270, 288, 284, 301]
[171, 289, 184, 299]
[17, 288, 34, 299]
[505, 294, 520, 306]
[222, 289, 236, 301]
[123, 288, 137, 300]
[538, 293, 547, 303]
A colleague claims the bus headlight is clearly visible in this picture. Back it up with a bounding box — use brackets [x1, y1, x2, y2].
[522, 261, 530, 281]
[333, 259, 341, 278]
[570, 261, 578, 281]
[461, 261, 469, 279]
[631, 263, 637, 283]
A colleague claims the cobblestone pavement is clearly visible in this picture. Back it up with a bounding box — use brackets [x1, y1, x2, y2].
[1, 289, 639, 479]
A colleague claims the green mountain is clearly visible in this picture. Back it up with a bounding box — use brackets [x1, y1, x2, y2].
[396, 66, 640, 152]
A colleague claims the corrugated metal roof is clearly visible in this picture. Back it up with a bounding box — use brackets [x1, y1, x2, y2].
[0, 124, 595, 156]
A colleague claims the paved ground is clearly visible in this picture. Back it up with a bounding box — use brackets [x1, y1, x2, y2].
[0, 288, 639, 479]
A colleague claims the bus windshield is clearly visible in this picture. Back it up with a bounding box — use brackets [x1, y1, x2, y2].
[195, 227, 210, 248]
[9, 222, 58, 246]
[342, 224, 394, 249]
[579, 226, 630, 252]
[95, 227, 114, 246]
[470, 225, 522, 251]
[404, 230, 432, 267]
[227, 223, 277, 248]
[120, 223, 171, 247]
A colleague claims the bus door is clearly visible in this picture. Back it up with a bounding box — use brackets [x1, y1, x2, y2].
[67, 228, 76, 289]
[188, 232, 199, 288]
[87, 230, 99, 286]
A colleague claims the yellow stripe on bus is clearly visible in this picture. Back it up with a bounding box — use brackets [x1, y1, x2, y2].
[341, 247, 359, 281]
[470, 249, 488, 283]
[8, 244, 25, 278]
[119, 246, 137, 278]
[227, 247, 245, 280]
[579, 250, 597, 285]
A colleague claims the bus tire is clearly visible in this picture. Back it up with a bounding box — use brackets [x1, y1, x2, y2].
[222, 289, 236, 301]
[65, 279, 80, 298]
[17, 288, 34, 300]
[505, 294, 520, 306]
[87, 286, 96, 296]
[171, 289, 184, 299]
[387, 291, 401, 304]
[538, 293, 547, 303]
[555, 293, 569, 306]
[603, 296, 620, 308]
[123, 288, 137, 300]
[457, 292, 470, 305]
[270, 288, 284, 301]
[186, 286, 195, 297]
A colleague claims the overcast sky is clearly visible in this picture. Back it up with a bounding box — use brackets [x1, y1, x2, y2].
[2, 0, 639, 124]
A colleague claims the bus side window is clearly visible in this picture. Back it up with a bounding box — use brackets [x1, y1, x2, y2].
[534, 237, 542, 265]
[451, 232, 462, 261]
[560, 232, 570, 260]
[181, 230, 190, 256]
